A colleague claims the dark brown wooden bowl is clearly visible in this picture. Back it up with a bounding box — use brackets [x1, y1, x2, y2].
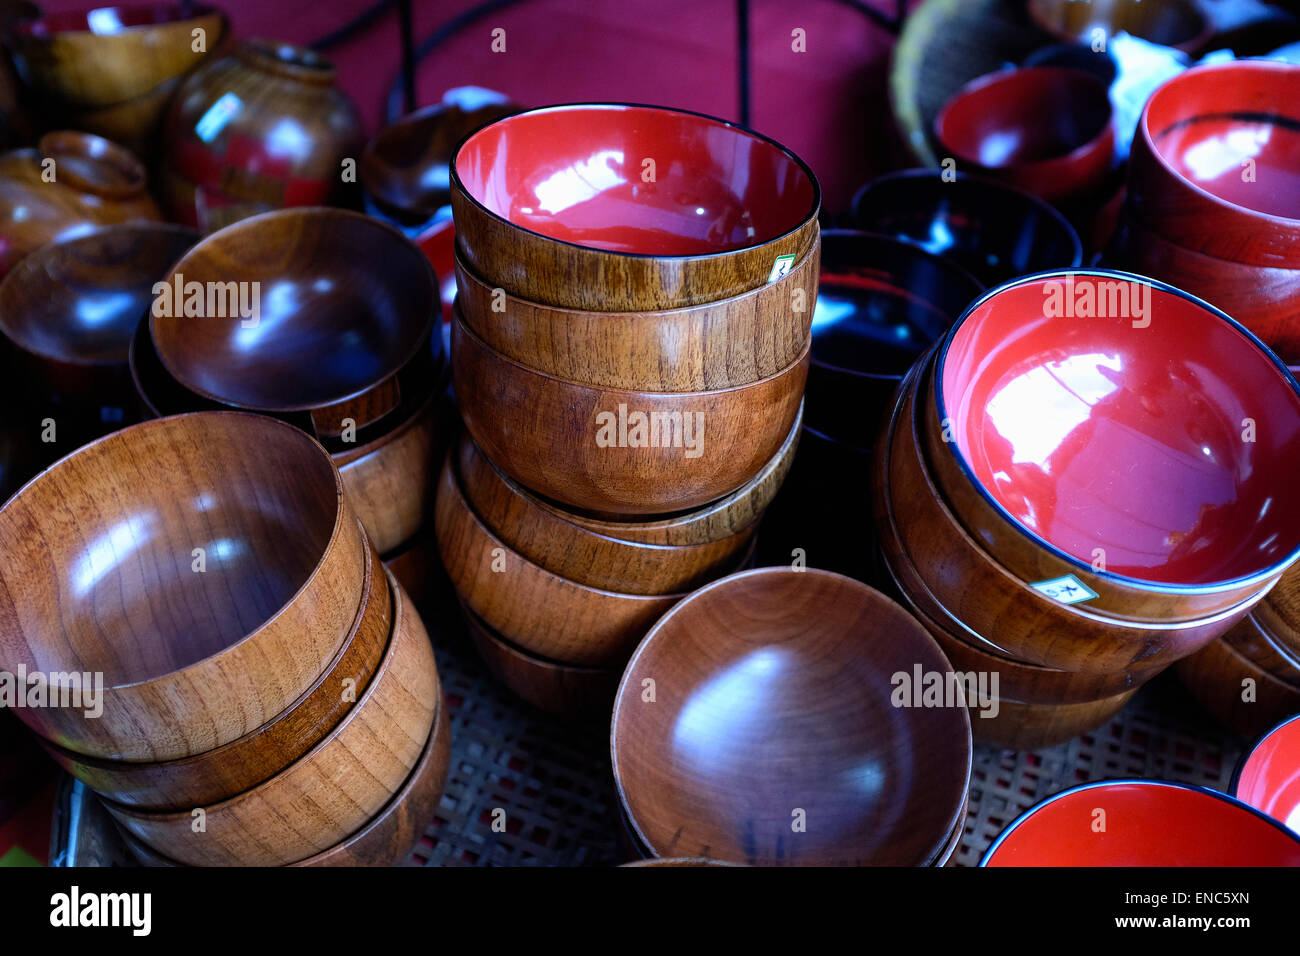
[1176, 619, 1300, 739]
[383, 530, 434, 608]
[611, 566, 972, 866]
[1027, 0, 1212, 53]
[150, 208, 439, 438]
[0, 411, 368, 762]
[454, 234, 817, 391]
[450, 103, 820, 311]
[452, 307, 809, 515]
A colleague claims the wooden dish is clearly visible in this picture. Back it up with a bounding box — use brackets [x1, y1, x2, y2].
[450, 103, 820, 311]
[926, 270, 1300, 621]
[0, 411, 368, 762]
[1027, 0, 1212, 53]
[1222, 612, 1300, 691]
[43, 538, 390, 811]
[455, 433, 755, 595]
[1176, 622, 1300, 739]
[383, 531, 434, 608]
[452, 308, 809, 515]
[454, 234, 818, 391]
[1256, 562, 1300, 659]
[434, 457, 685, 668]
[105, 571, 439, 866]
[462, 603, 619, 715]
[611, 567, 972, 866]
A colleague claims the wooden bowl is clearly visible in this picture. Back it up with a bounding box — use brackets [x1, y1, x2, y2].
[847, 168, 1083, 286]
[1222, 612, 1300, 691]
[434, 457, 685, 667]
[6, 3, 226, 108]
[105, 571, 439, 866]
[619, 858, 744, 867]
[462, 604, 619, 714]
[383, 532, 434, 607]
[1231, 713, 1300, 836]
[0, 411, 368, 761]
[452, 308, 809, 516]
[150, 208, 439, 438]
[1256, 562, 1300, 659]
[982, 780, 1300, 865]
[611, 567, 972, 865]
[414, 216, 457, 326]
[450, 103, 820, 311]
[887, 347, 1258, 675]
[42, 537, 390, 811]
[454, 234, 818, 391]
[934, 67, 1114, 203]
[1176, 621, 1300, 739]
[1128, 60, 1300, 267]
[1027, 0, 1212, 53]
[455, 433, 755, 595]
[927, 270, 1300, 620]
[0, 222, 196, 412]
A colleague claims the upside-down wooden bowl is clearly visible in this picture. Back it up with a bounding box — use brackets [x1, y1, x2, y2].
[455, 234, 818, 391]
[451, 103, 820, 311]
[927, 270, 1300, 621]
[456, 434, 754, 595]
[1176, 618, 1300, 739]
[434, 457, 685, 668]
[44, 538, 389, 811]
[452, 308, 809, 515]
[0, 411, 368, 761]
[1232, 713, 1300, 836]
[612, 567, 972, 866]
[106, 570, 439, 866]
[1027, 0, 1211, 53]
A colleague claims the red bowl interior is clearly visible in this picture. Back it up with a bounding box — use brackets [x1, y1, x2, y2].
[984, 781, 1300, 865]
[453, 104, 817, 256]
[1236, 716, 1300, 835]
[935, 67, 1111, 169]
[939, 273, 1300, 585]
[1145, 62, 1300, 221]
[15, 3, 213, 36]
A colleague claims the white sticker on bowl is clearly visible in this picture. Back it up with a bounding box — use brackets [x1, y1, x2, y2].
[1030, 575, 1100, 605]
[768, 254, 796, 282]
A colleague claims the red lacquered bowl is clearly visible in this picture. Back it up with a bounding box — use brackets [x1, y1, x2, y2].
[934, 67, 1114, 204]
[1233, 714, 1300, 835]
[450, 103, 820, 311]
[1129, 60, 1300, 267]
[932, 270, 1300, 615]
[982, 780, 1300, 866]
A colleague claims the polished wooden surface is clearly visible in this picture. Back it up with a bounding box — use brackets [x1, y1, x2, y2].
[0, 412, 367, 761]
[434, 457, 684, 667]
[1223, 611, 1300, 689]
[106, 572, 439, 866]
[1177, 621, 1300, 739]
[452, 308, 809, 515]
[612, 567, 971, 866]
[1256, 562, 1300, 657]
[455, 235, 818, 391]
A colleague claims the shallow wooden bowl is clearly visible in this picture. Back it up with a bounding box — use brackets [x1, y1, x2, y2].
[1176, 620, 1300, 739]
[1027, 0, 1212, 53]
[456, 434, 755, 595]
[150, 208, 439, 438]
[450, 103, 820, 311]
[105, 571, 439, 866]
[433, 457, 684, 667]
[455, 234, 817, 391]
[0, 411, 368, 761]
[1231, 713, 1300, 836]
[612, 567, 972, 866]
[925, 270, 1300, 621]
[43, 538, 390, 810]
[463, 604, 619, 715]
[452, 308, 809, 515]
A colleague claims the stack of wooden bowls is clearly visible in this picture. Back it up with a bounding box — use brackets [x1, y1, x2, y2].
[874, 270, 1300, 750]
[128, 206, 449, 602]
[438, 103, 820, 711]
[0, 413, 447, 866]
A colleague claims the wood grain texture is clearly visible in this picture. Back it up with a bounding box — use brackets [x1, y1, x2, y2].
[434, 457, 684, 667]
[456, 434, 755, 595]
[454, 234, 818, 391]
[1256, 562, 1300, 658]
[105, 570, 439, 866]
[44, 536, 390, 811]
[0, 411, 367, 761]
[612, 567, 971, 866]
[452, 308, 809, 515]
[1223, 612, 1300, 690]
[1176, 620, 1300, 739]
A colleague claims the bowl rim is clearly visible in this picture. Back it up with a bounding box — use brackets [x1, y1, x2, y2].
[610, 564, 974, 865]
[11, 2, 223, 38]
[1229, 711, 1300, 802]
[933, 267, 1300, 595]
[979, 778, 1300, 866]
[449, 101, 822, 262]
[1025, 0, 1212, 53]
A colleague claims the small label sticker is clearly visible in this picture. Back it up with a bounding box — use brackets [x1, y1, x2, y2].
[1030, 574, 1100, 605]
[769, 254, 796, 282]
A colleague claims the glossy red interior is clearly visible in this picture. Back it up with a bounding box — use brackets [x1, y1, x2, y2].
[985, 782, 1300, 865]
[454, 105, 816, 255]
[1146, 62, 1300, 220]
[16, 4, 212, 35]
[940, 275, 1300, 584]
[1236, 717, 1300, 835]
